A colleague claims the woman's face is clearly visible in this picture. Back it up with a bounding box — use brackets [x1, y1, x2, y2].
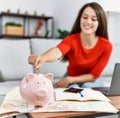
[80, 6, 99, 35]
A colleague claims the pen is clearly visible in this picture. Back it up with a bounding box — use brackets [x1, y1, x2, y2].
[80, 93, 84, 98]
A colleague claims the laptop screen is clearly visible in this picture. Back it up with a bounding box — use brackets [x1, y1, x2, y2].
[92, 63, 120, 96]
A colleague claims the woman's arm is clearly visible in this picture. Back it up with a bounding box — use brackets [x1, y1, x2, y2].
[54, 73, 96, 88]
[28, 47, 62, 70]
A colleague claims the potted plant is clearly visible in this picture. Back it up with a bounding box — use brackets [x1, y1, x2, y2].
[5, 22, 24, 36]
[57, 29, 70, 39]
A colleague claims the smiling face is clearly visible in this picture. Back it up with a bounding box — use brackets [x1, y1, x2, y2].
[80, 6, 98, 35]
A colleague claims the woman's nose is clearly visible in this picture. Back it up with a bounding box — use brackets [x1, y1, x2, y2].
[86, 18, 92, 24]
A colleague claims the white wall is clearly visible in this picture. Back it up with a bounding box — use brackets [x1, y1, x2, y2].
[0, 0, 120, 43]
[0, 0, 53, 16]
[108, 12, 120, 43]
[52, 0, 88, 35]
[87, 0, 120, 12]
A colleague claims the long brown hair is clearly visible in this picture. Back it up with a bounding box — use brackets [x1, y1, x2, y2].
[62, 2, 108, 62]
[70, 2, 108, 39]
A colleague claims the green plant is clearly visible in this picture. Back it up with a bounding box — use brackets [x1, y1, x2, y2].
[5, 22, 22, 27]
[44, 30, 49, 38]
[57, 29, 70, 39]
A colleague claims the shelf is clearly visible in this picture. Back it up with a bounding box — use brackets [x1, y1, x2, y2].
[0, 34, 51, 39]
[0, 34, 30, 39]
[0, 12, 53, 20]
[0, 12, 54, 39]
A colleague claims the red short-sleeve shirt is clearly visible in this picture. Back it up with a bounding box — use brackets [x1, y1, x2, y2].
[57, 33, 112, 78]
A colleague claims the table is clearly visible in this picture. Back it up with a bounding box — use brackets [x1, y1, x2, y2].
[28, 96, 120, 118]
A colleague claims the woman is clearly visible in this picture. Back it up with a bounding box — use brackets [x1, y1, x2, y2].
[28, 2, 112, 88]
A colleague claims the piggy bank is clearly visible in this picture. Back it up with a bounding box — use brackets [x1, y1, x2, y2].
[19, 73, 55, 107]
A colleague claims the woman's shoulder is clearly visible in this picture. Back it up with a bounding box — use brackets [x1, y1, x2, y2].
[99, 36, 112, 49]
[64, 33, 80, 41]
[99, 37, 112, 44]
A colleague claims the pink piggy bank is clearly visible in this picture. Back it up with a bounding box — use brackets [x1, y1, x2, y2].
[19, 73, 55, 107]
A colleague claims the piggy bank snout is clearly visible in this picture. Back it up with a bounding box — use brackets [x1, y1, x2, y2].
[37, 90, 49, 100]
[38, 90, 48, 97]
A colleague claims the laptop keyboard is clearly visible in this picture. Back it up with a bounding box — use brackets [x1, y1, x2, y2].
[92, 87, 109, 94]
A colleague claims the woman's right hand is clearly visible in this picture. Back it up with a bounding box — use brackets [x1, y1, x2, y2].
[28, 54, 44, 71]
[28, 47, 62, 71]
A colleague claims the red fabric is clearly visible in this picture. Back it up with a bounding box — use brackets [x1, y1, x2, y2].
[57, 33, 112, 78]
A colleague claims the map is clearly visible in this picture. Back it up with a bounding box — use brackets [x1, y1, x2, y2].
[0, 86, 118, 118]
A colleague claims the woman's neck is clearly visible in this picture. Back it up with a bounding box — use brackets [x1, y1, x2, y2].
[80, 32, 98, 49]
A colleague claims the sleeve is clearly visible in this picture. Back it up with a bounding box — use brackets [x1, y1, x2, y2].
[56, 36, 72, 56]
[91, 42, 112, 78]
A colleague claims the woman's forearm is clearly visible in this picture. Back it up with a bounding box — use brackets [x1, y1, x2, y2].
[41, 47, 62, 62]
[69, 73, 96, 84]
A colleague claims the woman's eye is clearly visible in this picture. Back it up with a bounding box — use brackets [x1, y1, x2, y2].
[82, 16, 97, 22]
[92, 18, 97, 21]
[83, 16, 88, 19]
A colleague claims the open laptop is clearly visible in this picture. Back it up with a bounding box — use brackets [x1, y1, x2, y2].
[92, 63, 120, 96]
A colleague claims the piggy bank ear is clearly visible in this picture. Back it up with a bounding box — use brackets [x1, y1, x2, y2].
[45, 73, 54, 81]
[26, 73, 35, 82]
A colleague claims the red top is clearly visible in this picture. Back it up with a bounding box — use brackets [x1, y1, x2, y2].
[57, 33, 112, 78]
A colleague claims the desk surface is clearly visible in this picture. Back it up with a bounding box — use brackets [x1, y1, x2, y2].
[29, 96, 120, 118]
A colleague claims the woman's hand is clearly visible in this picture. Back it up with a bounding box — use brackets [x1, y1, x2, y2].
[53, 77, 72, 88]
[28, 54, 44, 71]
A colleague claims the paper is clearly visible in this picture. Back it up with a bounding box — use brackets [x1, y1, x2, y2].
[32, 101, 118, 113]
[54, 88, 110, 102]
[0, 87, 35, 117]
[0, 86, 118, 118]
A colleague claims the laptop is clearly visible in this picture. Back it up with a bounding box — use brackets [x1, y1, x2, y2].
[92, 63, 120, 96]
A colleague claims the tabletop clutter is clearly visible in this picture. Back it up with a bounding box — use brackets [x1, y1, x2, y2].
[0, 73, 119, 118]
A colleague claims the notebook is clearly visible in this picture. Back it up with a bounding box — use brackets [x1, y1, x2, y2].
[92, 63, 120, 96]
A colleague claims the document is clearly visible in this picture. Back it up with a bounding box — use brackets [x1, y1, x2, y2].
[0, 86, 118, 118]
[32, 101, 118, 113]
[54, 88, 110, 102]
[0, 87, 35, 118]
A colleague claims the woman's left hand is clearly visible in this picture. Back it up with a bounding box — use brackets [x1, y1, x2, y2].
[53, 77, 71, 88]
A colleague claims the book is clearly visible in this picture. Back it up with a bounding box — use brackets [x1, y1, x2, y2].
[54, 88, 111, 102]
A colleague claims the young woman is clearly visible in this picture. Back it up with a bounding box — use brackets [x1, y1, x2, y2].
[28, 2, 112, 88]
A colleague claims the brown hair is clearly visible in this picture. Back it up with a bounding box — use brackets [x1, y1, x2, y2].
[70, 2, 108, 39]
[62, 2, 108, 62]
